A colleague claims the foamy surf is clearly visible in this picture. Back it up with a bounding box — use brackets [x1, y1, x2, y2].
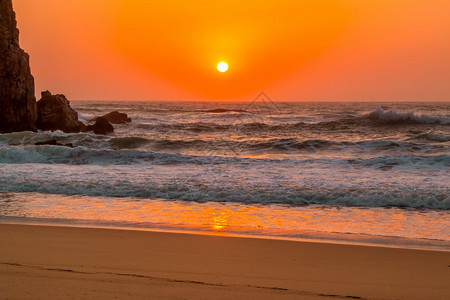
[0, 155, 448, 208]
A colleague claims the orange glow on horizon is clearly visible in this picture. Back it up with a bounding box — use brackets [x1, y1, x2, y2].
[12, 0, 450, 101]
[112, 0, 350, 99]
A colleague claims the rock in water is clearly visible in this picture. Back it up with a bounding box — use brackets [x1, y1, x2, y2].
[0, 0, 37, 133]
[86, 117, 114, 135]
[91, 111, 132, 124]
[37, 91, 86, 133]
[102, 111, 132, 124]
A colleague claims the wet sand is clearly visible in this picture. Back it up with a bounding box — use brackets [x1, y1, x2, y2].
[1, 223, 449, 299]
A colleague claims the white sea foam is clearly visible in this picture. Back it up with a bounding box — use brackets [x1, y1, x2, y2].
[0, 152, 448, 209]
[368, 107, 449, 124]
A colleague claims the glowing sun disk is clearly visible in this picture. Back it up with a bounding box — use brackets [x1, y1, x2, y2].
[217, 62, 228, 72]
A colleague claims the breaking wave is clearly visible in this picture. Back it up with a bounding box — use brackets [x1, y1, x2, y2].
[367, 107, 448, 125]
[0, 163, 448, 209]
[133, 108, 449, 133]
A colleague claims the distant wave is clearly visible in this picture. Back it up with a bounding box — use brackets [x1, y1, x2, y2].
[0, 144, 448, 170]
[109, 137, 448, 154]
[410, 133, 450, 143]
[312, 108, 449, 129]
[0, 131, 110, 149]
[109, 137, 150, 149]
[0, 145, 191, 165]
[0, 132, 448, 157]
[133, 108, 449, 134]
[367, 107, 448, 125]
[346, 154, 450, 169]
[203, 109, 248, 113]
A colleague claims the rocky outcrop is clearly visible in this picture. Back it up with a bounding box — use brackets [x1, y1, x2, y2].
[0, 0, 37, 133]
[91, 111, 132, 124]
[87, 117, 114, 135]
[37, 91, 86, 133]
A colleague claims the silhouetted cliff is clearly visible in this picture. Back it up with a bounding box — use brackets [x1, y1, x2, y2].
[0, 0, 37, 132]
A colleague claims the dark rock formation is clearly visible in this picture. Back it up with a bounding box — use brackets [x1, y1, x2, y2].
[205, 109, 247, 113]
[91, 111, 131, 124]
[87, 117, 114, 135]
[35, 139, 74, 148]
[102, 111, 131, 124]
[0, 0, 37, 133]
[37, 91, 86, 133]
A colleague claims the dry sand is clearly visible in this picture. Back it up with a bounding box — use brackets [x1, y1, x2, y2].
[0, 223, 449, 299]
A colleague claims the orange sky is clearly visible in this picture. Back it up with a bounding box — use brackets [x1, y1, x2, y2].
[13, 0, 450, 101]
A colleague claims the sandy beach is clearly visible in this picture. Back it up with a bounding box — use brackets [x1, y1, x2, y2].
[1, 224, 449, 299]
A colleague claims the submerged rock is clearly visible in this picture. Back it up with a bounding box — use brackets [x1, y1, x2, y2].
[35, 139, 74, 148]
[87, 117, 114, 135]
[0, 0, 37, 133]
[92, 111, 132, 124]
[37, 91, 86, 133]
[205, 109, 247, 113]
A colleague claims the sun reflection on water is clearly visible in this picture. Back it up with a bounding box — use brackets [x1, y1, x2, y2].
[210, 211, 232, 231]
[0, 192, 449, 247]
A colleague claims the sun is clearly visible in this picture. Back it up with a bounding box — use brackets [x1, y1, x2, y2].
[217, 62, 228, 73]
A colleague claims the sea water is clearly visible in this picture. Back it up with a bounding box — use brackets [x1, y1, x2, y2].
[0, 101, 449, 250]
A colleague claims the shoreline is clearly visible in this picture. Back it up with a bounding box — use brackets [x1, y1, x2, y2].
[1, 192, 449, 253]
[1, 223, 449, 299]
[2, 217, 449, 253]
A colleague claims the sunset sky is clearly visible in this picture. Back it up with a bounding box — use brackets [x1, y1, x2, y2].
[13, 0, 450, 101]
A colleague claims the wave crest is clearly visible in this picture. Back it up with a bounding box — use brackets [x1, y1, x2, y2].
[367, 107, 448, 125]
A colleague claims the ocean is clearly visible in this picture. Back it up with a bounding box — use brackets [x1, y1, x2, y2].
[0, 100, 449, 250]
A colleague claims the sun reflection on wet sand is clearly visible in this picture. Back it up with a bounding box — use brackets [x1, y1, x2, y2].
[210, 211, 233, 232]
